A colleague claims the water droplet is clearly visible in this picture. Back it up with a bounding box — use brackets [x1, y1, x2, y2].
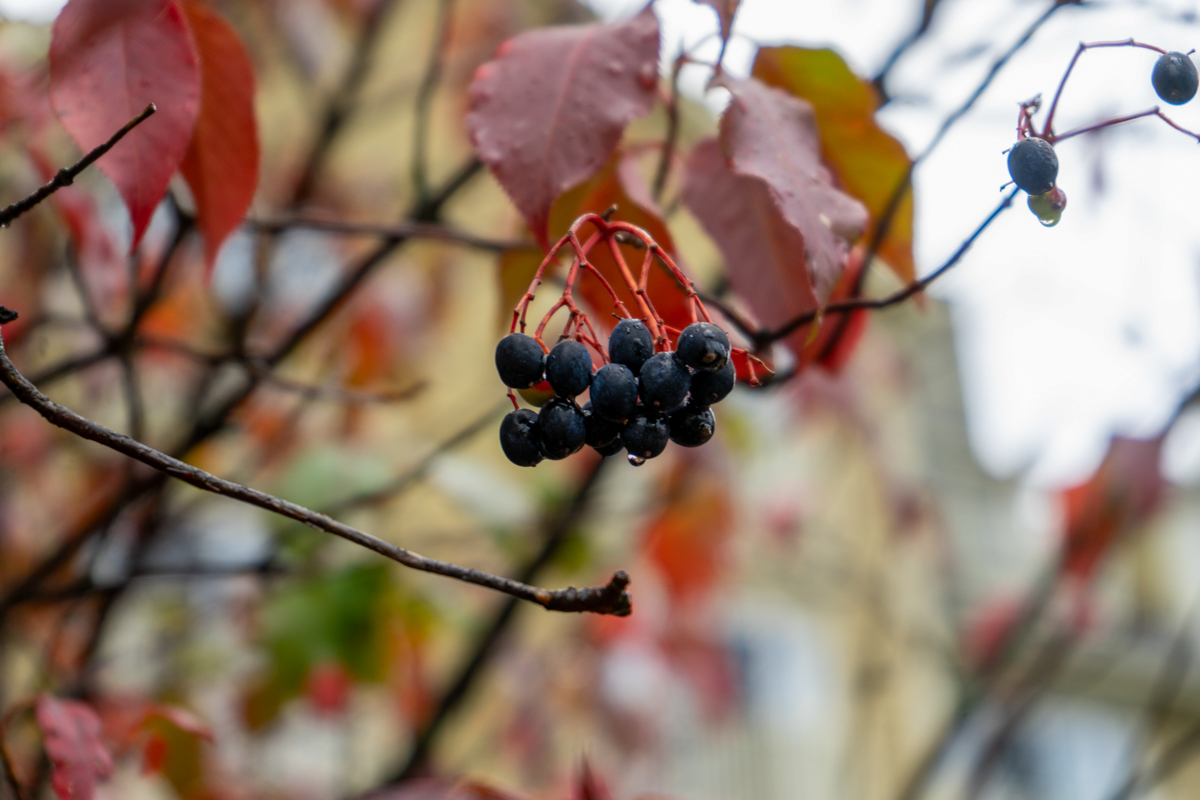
[627, 454, 646, 466]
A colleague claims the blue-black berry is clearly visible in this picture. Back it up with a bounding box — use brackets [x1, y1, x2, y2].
[583, 403, 624, 449]
[689, 358, 735, 405]
[500, 409, 543, 467]
[608, 319, 655, 374]
[639, 352, 691, 412]
[594, 438, 626, 457]
[590, 363, 638, 421]
[675, 322, 730, 372]
[545, 340, 593, 397]
[1153, 51, 1199, 105]
[622, 411, 669, 461]
[1007, 137, 1058, 195]
[537, 397, 586, 460]
[669, 402, 715, 448]
[495, 333, 545, 389]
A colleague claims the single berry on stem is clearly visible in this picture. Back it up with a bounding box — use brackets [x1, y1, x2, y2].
[668, 402, 715, 448]
[1007, 137, 1058, 195]
[675, 322, 730, 372]
[590, 363, 638, 421]
[608, 318, 655, 374]
[622, 411, 669, 462]
[639, 352, 691, 413]
[500, 409, 543, 467]
[1153, 51, 1199, 105]
[689, 358, 735, 405]
[538, 398, 587, 460]
[545, 339, 593, 397]
[495, 333, 545, 389]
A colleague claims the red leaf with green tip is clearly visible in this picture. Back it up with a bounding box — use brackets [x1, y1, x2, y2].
[35, 695, 113, 800]
[179, 0, 260, 273]
[49, 0, 200, 250]
[466, 8, 660, 250]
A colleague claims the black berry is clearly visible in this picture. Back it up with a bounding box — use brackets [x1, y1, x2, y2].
[583, 403, 624, 448]
[622, 411, 669, 461]
[608, 319, 654, 374]
[590, 363, 638, 421]
[638, 352, 691, 412]
[1153, 51, 1199, 105]
[1007, 137, 1058, 195]
[675, 322, 730, 372]
[545, 340, 593, 397]
[669, 403, 715, 448]
[593, 438, 625, 457]
[499, 409, 543, 467]
[538, 398, 586, 460]
[689, 358, 735, 405]
[495, 333, 545, 389]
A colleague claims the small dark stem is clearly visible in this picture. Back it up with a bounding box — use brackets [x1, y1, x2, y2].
[412, 0, 456, 203]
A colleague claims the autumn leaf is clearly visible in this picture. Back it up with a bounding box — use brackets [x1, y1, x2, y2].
[719, 77, 868, 304]
[49, 0, 201, 250]
[753, 46, 914, 282]
[466, 8, 660, 250]
[179, 0, 260, 273]
[35, 695, 114, 800]
[642, 459, 733, 600]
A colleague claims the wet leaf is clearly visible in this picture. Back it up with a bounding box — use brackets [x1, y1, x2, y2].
[179, 0, 260, 273]
[49, 0, 200, 249]
[466, 8, 660, 249]
[35, 695, 113, 800]
[754, 46, 914, 282]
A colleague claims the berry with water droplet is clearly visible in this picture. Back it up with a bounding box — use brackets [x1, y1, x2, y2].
[639, 352, 691, 412]
[608, 319, 654, 374]
[495, 333, 545, 389]
[675, 322, 730, 372]
[590, 363, 638, 421]
[538, 398, 586, 460]
[622, 410, 669, 460]
[500, 409, 543, 467]
[1027, 186, 1067, 227]
[689, 358, 735, 405]
[545, 340, 593, 397]
[1007, 137, 1058, 195]
[1153, 51, 1199, 105]
[669, 402, 716, 448]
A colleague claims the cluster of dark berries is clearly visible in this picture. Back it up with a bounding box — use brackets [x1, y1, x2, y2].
[495, 319, 735, 467]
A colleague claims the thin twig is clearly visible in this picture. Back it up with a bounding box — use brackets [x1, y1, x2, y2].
[412, 0, 457, 203]
[0, 318, 630, 617]
[0, 104, 155, 228]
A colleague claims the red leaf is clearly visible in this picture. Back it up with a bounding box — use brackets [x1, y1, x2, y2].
[718, 77, 868, 304]
[369, 779, 529, 800]
[49, 0, 201, 250]
[306, 660, 352, 717]
[466, 8, 660, 249]
[179, 0, 259, 273]
[683, 138, 819, 359]
[693, 0, 740, 42]
[35, 695, 114, 800]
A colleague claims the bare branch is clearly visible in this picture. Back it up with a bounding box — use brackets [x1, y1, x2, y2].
[0, 317, 631, 617]
[0, 104, 155, 228]
[412, 0, 457, 203]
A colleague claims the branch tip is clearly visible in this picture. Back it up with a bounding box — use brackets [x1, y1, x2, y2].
[0, 307, 17, 325]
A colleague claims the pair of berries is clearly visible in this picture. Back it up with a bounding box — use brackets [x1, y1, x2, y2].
[495, 319, 735, 467]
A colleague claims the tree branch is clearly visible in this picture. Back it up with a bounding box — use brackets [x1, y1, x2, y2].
[412, 0, 456, 203]
[0, 316, 631, 617]
[0, 104, 155, 228]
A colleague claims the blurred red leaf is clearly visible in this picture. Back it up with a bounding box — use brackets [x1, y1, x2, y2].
[179, 0, 260, 273]
[466, 8, 659, 249]
[805, 246, 869, 373]
[370, 778, 529, 800]
[643, 460, 733, 601]
[307, 660, 352, 717]
[1061, 436, 1166, 581]
[753, 47, 914, 283]
[35, 695, 113, 800]
[574, 761, 612, 800]
[49, 0, 200, 250]
[693, 0, 740, 41]
[718, 77, 868, 304]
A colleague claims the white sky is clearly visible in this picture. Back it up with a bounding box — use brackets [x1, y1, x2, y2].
[9, 0, 1200, 487]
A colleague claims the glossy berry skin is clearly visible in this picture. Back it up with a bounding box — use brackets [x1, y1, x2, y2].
[594, 438, 625, 457]
[495, 333, 545, 389]
[689, 358, 735, 405]
[1007, 137, 1058, 195]
[583, 404, 624, 448]
[500, 409, 543, 467]
[639, 352, 691, 412]
[622, 412, 669, 460]
[669, 403, 715, 448]
[608, 319, 655, 374]
[675, 322, 730, 372]
[1153, 52, 1199, 105]
[537, 398, 586, 460]
[590, 363, 638, 421]
[545, 340, 593, 397]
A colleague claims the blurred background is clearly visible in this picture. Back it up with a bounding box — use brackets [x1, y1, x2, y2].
[3, 1, 1200, 800]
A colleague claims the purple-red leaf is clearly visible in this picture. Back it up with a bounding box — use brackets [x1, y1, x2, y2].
[179, 0, 260, 274]
[49, 0, 201, 250]
[683, 138, 818, 357]
[718, 77, 868, 303]
[35, 695, 114, 800]
[466, 8, 660, 250]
